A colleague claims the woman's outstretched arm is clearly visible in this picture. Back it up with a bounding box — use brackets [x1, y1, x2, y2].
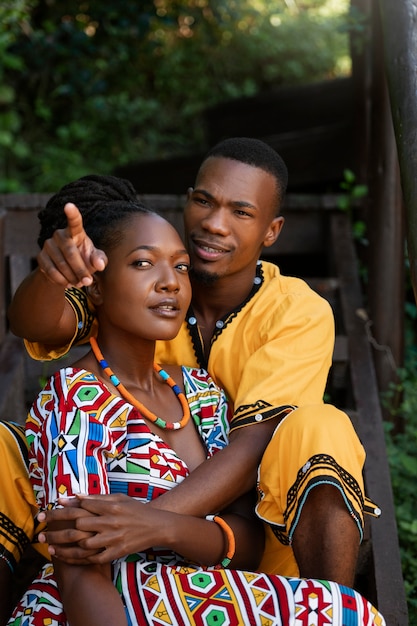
[8, 203, 106, 343]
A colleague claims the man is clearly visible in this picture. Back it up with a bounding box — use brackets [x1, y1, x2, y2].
[0, 422, 48, 626]
[7, 139, 379, 588]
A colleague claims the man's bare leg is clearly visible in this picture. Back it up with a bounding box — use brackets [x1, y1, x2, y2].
[292, 484, 360, 587]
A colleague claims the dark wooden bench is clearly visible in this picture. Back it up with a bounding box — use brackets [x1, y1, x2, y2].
[0, 192, 408, 624]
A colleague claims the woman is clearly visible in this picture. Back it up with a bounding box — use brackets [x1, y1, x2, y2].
[9, 182, 385, 625]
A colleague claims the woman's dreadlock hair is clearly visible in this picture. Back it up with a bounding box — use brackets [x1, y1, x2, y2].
[38, 174, 152, 251]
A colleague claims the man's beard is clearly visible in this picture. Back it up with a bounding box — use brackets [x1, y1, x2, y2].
[190, 267, 220, 286]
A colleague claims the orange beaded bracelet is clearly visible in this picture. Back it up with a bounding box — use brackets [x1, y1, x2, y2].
[206, 514, 236, 567]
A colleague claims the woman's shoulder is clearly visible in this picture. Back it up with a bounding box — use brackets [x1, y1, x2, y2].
[48, 365, 96, 383]
[30, 367, 122, 428]
[37, 367, 104, 403]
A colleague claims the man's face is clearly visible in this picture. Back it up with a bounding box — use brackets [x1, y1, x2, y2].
[184, 156, 284, 284]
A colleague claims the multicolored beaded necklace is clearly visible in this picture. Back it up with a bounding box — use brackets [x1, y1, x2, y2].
[186, 261, 264, 370]
[89, 336, 190, 430]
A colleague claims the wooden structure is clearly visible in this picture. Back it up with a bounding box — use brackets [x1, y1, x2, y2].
[115, 1, 407, 417]
[0, 190, 408, 623]
[378, 0, 417, 305]
[0, 1, 412, 623]
[349, 0, 405, 420]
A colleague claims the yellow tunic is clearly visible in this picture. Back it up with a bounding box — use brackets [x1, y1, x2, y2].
[155, 261, 334, 429]
[0, 422, 48, 571]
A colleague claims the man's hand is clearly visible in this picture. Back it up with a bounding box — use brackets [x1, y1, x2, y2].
[37, 203, 107, 288]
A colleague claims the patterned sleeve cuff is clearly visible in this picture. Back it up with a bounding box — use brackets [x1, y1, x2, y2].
[65, 287, 96, 344]
[229, 403, 296, 432]
[23, 287, 96, 361]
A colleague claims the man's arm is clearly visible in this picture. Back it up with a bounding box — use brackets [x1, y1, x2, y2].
[39, 419, 277, 563]
[151, 419, 278, 514]
[0, 421, 39, 625]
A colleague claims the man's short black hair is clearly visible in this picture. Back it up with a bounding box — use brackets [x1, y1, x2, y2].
[203, 137, 288, 210]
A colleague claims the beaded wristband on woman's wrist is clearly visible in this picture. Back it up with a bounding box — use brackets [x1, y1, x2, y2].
[206, 514, 236, 568]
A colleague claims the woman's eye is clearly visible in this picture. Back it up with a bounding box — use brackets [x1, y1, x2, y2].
[133, 259, 152, 268]
[176, 263, 190, 273]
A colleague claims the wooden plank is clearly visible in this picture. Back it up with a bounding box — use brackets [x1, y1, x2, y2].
[360, 0, 405, 413]
[9, 255, 33, 298]
[331, 211, 408, 625]
[0, 333, 25, 423]
[114, 79, 355, 193]
[378, 0, 417, 305]
[204, 78, 354, 140]
[0, 210, 6, 343]
[4, 209, 40, 259]
[0, 193, 52, 209]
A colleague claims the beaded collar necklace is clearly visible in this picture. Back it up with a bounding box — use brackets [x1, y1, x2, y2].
[89, 336, 190, 430]
[187, 261, 265, 370]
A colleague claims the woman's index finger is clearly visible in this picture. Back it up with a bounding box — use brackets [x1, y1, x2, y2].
[64, 202, 85, 238]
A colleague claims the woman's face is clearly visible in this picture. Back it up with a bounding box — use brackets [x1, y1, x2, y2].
[93, 212, 191, 342]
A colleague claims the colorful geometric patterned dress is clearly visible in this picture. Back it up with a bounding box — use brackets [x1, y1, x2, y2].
[8, 367, 385, 626]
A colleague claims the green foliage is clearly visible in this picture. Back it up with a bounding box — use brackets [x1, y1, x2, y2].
[339, 4, 370, 55]
[0, 1, 36, 191]
[0, 0, 351, 191]
[338, 168, 368, 249]
[383, 337, 417, 621]
[338, 168, 368, 208]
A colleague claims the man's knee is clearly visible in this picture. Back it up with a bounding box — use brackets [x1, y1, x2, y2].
[293, 483, 361, 585]
[262, 404, 363, 466]
[282, 403, 354, 433]
[257, 403, 367, 547]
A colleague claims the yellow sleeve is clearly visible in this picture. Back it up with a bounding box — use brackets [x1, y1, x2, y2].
[24, 287, 97, 362]
[229, 290, 335, 432]
[0, 422, 36, 569]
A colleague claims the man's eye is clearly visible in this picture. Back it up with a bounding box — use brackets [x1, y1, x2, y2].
[194, 197, 209, 206]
